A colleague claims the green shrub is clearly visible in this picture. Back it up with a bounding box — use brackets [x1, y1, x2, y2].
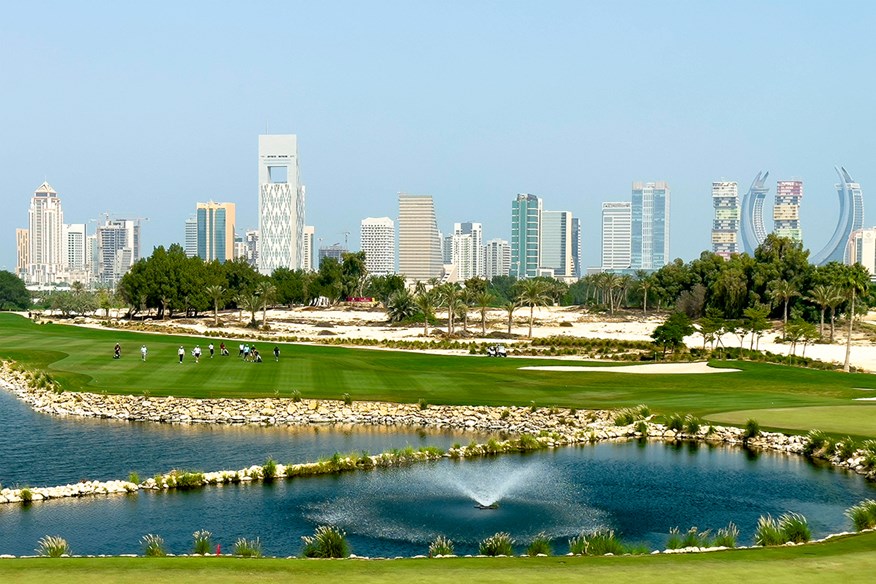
[635, 420, 649, 436]
[127, 471, 140, 485]
[803, 430, 831, 458]
[341, 392, 352, 405]
[862, 440, 876, 469]
[19, 487, 33, 503]
[192, 530, 213, 555]
[714, 522, 739, 548]
[845, 499, 876, 531]
[681, 526, 711, 548]
[262, 458, 277, 480]
[418, 398, 429, 410]
[301, 525, 349, 558]
[234, 537, 262, 558]
[683, 415, 701, 434]
[568, 534, 587, 555]
[754, 515, 784, 546]
[835, 436, 857, 460]
[666, 413, 685, 433]
[291, 389, 302, 402]
[743, 418, 760, 441]
[529, 401, 537, 413]
[582, 529, 626, 555]
[666, 527, 683, 550]
[779, 512, 811, 543]
[141, 534, 167, 557]
[36, 535, 70, 557]
[428, 535, 454, 557]
[479, 532, 515, 556]
[170, 470, 205, 489]
[516, 434, 543, 450]
[526, 532, 552, 556]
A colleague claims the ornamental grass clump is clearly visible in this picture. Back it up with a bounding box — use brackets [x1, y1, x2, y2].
[301, 525, 349, 558]
[683, 415, 702, 435]
[569, 529, 626, 556]
[845, 499, 876, 531]
[666, 413, 685, 433]
[479, 532, 515, 556]
[234, 537, 262, 558]
[262, 458, 277, 481]
[428, 535, 454, 557]
[141, 534, 167, 557]
[714, 522, 739, 548]
[192, 530, 213, 555]
[526, 532, 552, 556]
[743, 418, 760, 442]
[36, 535, 70, 557]
[834, 436, 857, 461]
[19, 487, 33, 503]
[779, 512, 812, 543]
[754, 515, 784, 546]
[342, 393, 352, 405]
[802, 430, 831, 458]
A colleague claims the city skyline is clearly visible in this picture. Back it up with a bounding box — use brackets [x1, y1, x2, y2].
[3, 3, 876, 273]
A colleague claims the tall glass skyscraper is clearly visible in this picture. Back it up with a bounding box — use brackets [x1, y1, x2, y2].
[631, 181, 670, 270]
[510, 193, 542, 279]
[196, 201, 236, 263]
[740, 171, 770, 255]
[711, 181, 739, 259]
[812, 166, 865, 265]
[601, 202, 631, 271]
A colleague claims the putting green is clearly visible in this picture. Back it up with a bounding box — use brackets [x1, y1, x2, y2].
[707, 405, 876, 438]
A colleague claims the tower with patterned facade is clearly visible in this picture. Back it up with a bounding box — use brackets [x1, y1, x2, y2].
[258, 134, 305, 274]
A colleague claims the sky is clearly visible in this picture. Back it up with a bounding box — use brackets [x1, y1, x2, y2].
[3, 1, 876, 273]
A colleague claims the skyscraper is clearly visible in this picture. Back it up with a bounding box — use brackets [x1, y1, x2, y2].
[740, 171, 770, 255]
[27, 181, 64, 283]
[397, 194, 442, 282]
[258, 134, 304, 274]
[601, 202, 631, 271]
[318, 243, 347, 265]
[571, 217, 582, 279]
[541, 210, 573, 278]
[302, 226, 315, 271]
[631, 181, 670, 270]
[510, 193, 542, 279]
[848, 228, 876, 276]
[455, 222, 483, 278]
[773, 180, 803, 243]
[184, 216, 198, 258]
[196, 201, 236, 263]
[484, 239, 511, 279]
[96, 219, 140, 288]
[63, 223, 87, 272]
[813, 166, 865, 265]
[446, 231, 476, 280]
[244, 229, 259, 268]
[16, 228, 29, 279]
[711, 181, 740, 259]
[360, 217, 395, 276]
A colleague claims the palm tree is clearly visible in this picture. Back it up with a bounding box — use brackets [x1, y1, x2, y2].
[841, 267, 870, 372]
[515, 279, 550, 338]
[437, 284, 463, 335]
[256, 281, 278, 329]
[636, 272, 653, 314]
[205, 284, 226, 327]
[242, 293, 262, 327]
[414, 290, 436, 336]
[503, 300, 518, 335]
[386, 289, 416, 323]
[769, 279, 799, 330]
[826, 291, 845, 343]
[474, 291, 495, 336]
[808, 284, 841, 339]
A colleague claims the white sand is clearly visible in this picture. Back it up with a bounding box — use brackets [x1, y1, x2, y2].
[519, 362, 739, 374]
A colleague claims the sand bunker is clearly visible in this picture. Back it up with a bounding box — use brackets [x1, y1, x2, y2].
[519, 362, 740, 375]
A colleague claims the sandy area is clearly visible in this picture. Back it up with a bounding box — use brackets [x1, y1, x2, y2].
[40, 303, 876, 373]
[519, 362, 740, 374]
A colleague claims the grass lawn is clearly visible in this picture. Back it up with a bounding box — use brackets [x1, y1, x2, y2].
[1, 313, 875, 438]
[2, 532, 875, 583]
[707, 405, 876, 438]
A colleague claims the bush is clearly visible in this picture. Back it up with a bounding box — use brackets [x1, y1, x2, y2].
[262, 458, 277, 481]
[428, 535, 454, 557]
[301, 525, 349, 558]
[19, 487, 33, 503]
[635, 420, 649, 436]
[581, 529, 626, 556]
[845, 499, 876, 531]
[526, 532, 552, 556]
[234, 537, 262, 558]
[342, 393, 352, 405]
[141, 534, 167, 557]
[479, 532, 515, 556]
[666, 527, 683, 550]
[666, 413, 685, 433]
[291, 389, 302, 402]
[835, 436, 857, 461]
[714, 522, 739, 548]
[568, 533, 587, 555]
[169, 470, 205, 489]
[743, 419, 760, 441]
[779, 512, 811, 543]
[683, 415, 701, 435]
[754, 515, 784, 546]
[418, 398, 429, 410]
[192, 530, 213, 555]
[127, 471, 140, 485]
[36, 535, 70, 557]
[803, 430, 831, 458]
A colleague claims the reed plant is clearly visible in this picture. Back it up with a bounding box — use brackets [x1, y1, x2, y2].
[845, 499, 876, 531]
[233, 537, 262, 558]
[127, 471, 140, 485]
[36, 535, 70, 557]
[262, 458, 277, 481]
[834, 436, 857, 460]
[754, 515, 784, 546]
[418, 398, 428, 410]
[582, 529, 626, 555]
[141, 534, 167, 557]
[526, 532, 552, 556]
[301, 525, 349, 558]
[743, 418, 760, 442]
[568, 533, 587, 555]
[479, 532, 515, 556]
[428, 535, 454, 557]
[192, 530, 213, 555]
[683, 415, 702, 434]
[714, 522, 739, 548]
[666, 413, 685, 433]
[802, 430, 831, 458]
[291, 389, 302, 402]
[778, 512, 811, 543]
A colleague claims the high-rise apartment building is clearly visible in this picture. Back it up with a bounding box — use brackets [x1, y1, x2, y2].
[318, 243, 347, 265]
[196, 201, 236, 263]
[27, 181, 65, 283]
[711, 181, 740, 259]
[740, 171, 770, 254]
[258, 134, 305, 274]
[773, 180, 803, 242]
[571, 217, 582, 279]
[63, 223, 87, 272]
[244, 229, 259, 267]
[631, 181, 670, 270]
[484, 239, 511, 280]
[541, 210, 573, 278]
[184, 216, 198, 258]
[848, 228, 876, 277]
[302, 226, 315, 271]
[360, 217, 395, 276]
[455, 222, 483, 278]
[96, 219, 140, 288]
[16, 228, 29, 279]
[445, 232, 476, 280]
[813, 167, 865, 265]
[601, 202, 632, 271]
[397, 194, 443, 282]
[510, 193, 542, 279]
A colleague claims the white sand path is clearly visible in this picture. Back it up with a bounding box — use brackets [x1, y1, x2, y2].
[518, 362, 740, 374]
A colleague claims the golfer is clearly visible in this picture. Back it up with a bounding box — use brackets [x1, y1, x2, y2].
[178, 345, 185, 364]
[141, 345, 147, 361]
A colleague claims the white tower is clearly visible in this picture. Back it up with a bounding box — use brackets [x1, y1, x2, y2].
[258, 134, 304, 275]
[27, 181, 64, 284]
[360, 217, 395, 276]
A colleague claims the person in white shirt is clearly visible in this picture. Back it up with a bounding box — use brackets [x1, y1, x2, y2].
[141, 345, 147, 361]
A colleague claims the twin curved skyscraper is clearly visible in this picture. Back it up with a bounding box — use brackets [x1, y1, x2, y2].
[739, 166, 863, 265]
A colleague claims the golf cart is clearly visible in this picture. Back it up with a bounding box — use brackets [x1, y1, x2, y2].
[486, 344, 507, 357]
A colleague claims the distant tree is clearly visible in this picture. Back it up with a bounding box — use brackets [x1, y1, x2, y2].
[651, 312, 695, 358]
[515, 279, 551, 338]
[808, 284, 842, 339]
[364, 274, 406, 304]
[256, 281, 277, 329]
[205, 284, 225, 326]
[743, 303, 771, 351]
[676, 284, 706, 319]
[840, 264, 870, 372]
[414, 290, 437, 336]
[635, 271, 654, 314]
[488, 275, 517, 303]
[769, 279, 800, 330]
[503, 300, 518, 335]
[474, 291, 496, 336]
[386, 288, 416, 324]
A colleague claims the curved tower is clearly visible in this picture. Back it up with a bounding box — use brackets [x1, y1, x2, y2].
[811, 166, 864, 266]
[740, 171, 769, 254]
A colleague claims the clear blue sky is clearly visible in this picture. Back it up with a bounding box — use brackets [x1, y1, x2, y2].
[3, 1, 875, 272]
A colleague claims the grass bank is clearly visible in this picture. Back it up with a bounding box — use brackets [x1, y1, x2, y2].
[2, 531, 874, 583]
